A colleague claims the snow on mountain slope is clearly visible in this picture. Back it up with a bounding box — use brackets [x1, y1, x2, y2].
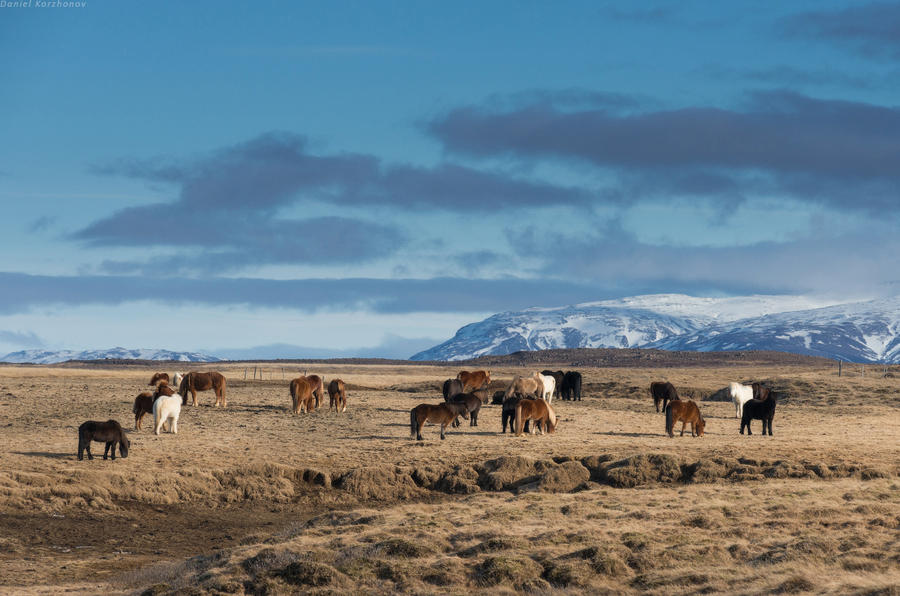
[410, 293, 897, 363]
[0, 347, 221, 364]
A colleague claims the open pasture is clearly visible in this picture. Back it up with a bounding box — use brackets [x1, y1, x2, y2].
[0, 361, 898, 594]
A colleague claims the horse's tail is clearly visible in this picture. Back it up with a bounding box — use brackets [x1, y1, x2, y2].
[290, 379, 297, 400]
[515, 402, 524, 435]
[665, 403, 674, 437]
[546, 403, 557, 432]
[410, 408, 417, 439]
[178, 373, 189, 399]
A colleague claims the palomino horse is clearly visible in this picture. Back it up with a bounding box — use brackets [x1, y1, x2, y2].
[133, 391, 155, 430]
[560, 371, 583, 401]
[450, 392, 482, 427]
[539, 373, 556, 403]
[290, 377, 315, 414]
[148, 372, 169, 386]
[514, 398, 557, 436]
[650, 381, 679, 413]
[665, 400, 706, 437]
[153, 382, 182, 435]
[78, 420, 129, 460]
[741, 394, 777, 436]
[728, 382, 754, 419]
[541, 370, 565, 399]
[328, 378, 347, 413]
[457, 370, 491, 392]
[442, 378, 465, 402]
[503, 372, 544, 400]
[410, 402, 469, 440]
[179, 371, 227, 407]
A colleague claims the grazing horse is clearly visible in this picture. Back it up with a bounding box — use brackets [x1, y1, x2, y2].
[133, 391, 155, 430]
[442, 378, 465, 402]
[741, 395, 777, 436]
[297, 374, 325, 409]
[501, 394, 534, 434]
[78, 420, 129, 460]
[539, 374, 556, 403]
[752, 383, 771, 402]
[560, 371, 583, 401]
[504, 373, 544, 400]
[665, 400, 706, 437]
[729, 382, 754, 419]
[650, 381, 679, 413]
[290, 377, 315, 414]
[514, 399, 557, 436]
[450, 392, 483, 427]
[153, 383, 182, 435]
[410, 402, 469, 440]
[457, 370, 491, 392]
[328, 378, 347, 412]
[541, 370, 565, 399]
[179, 371, 227, 407]
[148, 372, 169, 386]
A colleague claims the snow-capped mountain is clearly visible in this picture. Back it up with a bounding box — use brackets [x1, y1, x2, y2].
[409, 294, 900, 363]
[0, 347, 221, 365]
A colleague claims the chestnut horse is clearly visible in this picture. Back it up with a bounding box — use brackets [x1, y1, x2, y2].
[665, 400, 706, 437]
[78, 420, 129, 460]
[133, 391, 155, 430]
[442, 378, 465, 402]
[501, 394, 534, 434]
[450, 392, 482, 427]
[514, 398, 557, 436]
[650, 381, 679, 413]
[179, 371, 227, 407]
[148, 372, 169, 386]
[457, 370, 491, 392]
[503, 373, 544, 400]
[296, 374, 325, 409]
[290, 377, 315, 414]
[410, 402, 469, 440]
[741, 394, 777, 436]
[328, 378, 347, 413]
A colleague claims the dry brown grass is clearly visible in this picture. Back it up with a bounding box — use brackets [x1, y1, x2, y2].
[0, 361, 897, 594]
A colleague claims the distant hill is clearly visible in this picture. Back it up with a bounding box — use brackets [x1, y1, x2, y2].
[411, 294, 900, 363]
[0, 347, 221, 365]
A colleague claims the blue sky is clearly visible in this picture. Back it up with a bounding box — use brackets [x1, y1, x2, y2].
[1, 1, 899, 358]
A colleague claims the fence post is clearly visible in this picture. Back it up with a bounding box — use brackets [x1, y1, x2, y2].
[838, 360, 842, 377]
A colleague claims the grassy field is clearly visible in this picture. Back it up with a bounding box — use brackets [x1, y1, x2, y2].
[0, 361, 897, 594]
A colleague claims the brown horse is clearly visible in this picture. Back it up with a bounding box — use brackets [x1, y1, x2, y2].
[458, 370, 491, 392]
[328, 378, 347, 412]
[501, 394, 535, 434]
[503, 372, 544, 400]
[297, 374, 325, 409]
[442, 378, 465, 402]
[133, 391, 155, 430]
[450, 392, 482, 427]
[752, 382, 771, 401]
[514, 399, 558, 436]
[410, 402, 469, 440]
[155, 381, 176, 397]
[290, 377, 315, 414]
[148, 372, 169, 386]
[78, 420, 129, 460]
[179, 371, 227, 407]
[665, 399, 706, 437]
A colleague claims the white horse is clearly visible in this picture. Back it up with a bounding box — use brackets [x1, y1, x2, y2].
[172, 372, 184, 387]
[728, 382, 754, 419]
[153, 393, 182, 435]
[539, 374, 556, 403]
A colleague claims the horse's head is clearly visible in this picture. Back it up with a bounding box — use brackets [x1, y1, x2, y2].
[119, 432, 130, 457]
[696, 417, 706, 437]
[155, 382, 175, 398]
[456, 402, 470, 419]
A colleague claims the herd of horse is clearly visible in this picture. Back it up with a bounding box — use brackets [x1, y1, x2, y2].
[76, 366, 780, 458]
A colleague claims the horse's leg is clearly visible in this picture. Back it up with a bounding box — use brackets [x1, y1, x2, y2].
[680, 420, 686, 437]
[440, 421, 447, 440]
[171, 415, 178, 434]
[654, 396, 660, 413]
[192, 389, 198, 407]
[85, 441, 93, 460]
[416, 416, 424, 441]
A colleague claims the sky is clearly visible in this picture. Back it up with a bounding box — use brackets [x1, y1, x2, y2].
[1, 1, 899, 358]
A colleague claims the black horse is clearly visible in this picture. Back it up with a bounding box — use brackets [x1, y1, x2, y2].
[650, 381, 679, 413]
[78, 420, 129, 460]
[740, 395, 777, 436]
[541, 370, 565, 399]
[560, 371, 583, 401]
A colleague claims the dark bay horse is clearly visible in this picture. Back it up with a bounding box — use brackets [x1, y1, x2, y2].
[541, 370, 565, 399]
[148, 372, 169, 386]
[741, 395, 777, 436]
[560, 371, 583, 401]
[458, 370, 491, 392]
[179, 371, 227, 407]
[133, 391, 155, 430]
[78, 420, 129, 460]
[450, 392, 482, 427]
[752, 382, 771, 402]
[328, 378, 347, 412]
[290, 377, 315, 414]
[665, 400, 706, 437]
[650, 381, 679, 413]
[442, 378, 464, 402]
[410, 402, 468, 440]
